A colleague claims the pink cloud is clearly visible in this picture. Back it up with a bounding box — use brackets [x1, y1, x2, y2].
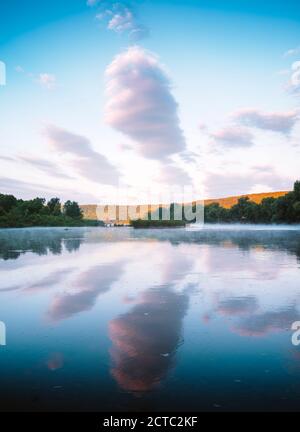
[232, 108, 299, 133]
[211, 126, 254, 147]
[105, 46, 186, 160]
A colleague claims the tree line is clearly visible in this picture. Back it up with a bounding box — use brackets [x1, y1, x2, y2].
[204, 180, 300, 224]
[131, 180, 300, 227]
[1, 180, 299, 228]
[0, 195, 99, 228]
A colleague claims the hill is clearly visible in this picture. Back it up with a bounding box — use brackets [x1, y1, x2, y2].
[204, 191, 288, 209]
[80, 190, 289, 222]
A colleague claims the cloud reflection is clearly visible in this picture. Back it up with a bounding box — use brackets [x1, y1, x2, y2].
[48, 263, 122, 321]
[217, 296, 258, 316]
[233, 305, 299, 337]
[109, 287, 189, 393]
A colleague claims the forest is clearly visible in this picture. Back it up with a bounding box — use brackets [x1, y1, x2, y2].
[204, 180, 300, 224]
[131, 180, 300, 227]
[0, 196, 99, 228]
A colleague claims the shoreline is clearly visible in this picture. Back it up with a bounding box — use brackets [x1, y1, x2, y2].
[1, 223, 300, 231]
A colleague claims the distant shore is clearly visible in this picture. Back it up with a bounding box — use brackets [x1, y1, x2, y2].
[1, 182, 299, 228]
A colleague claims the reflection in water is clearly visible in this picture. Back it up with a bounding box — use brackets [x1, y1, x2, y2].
[1, 226, 300, 262]
[0, 228, 83, 260]
[1, 226, 300, 411]
[131, 227, 300, 262]
[0, 267, 76, 293]
[48, 263, 123, 321]
[24, 268, 75, 294]
[47, 352, 64, 371]
[109, 287, 189, 393]
[216, 296, 258, 316]
[232, 305, 299, 337]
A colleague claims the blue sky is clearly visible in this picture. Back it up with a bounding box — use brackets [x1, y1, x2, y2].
[0, 0, 300, 203]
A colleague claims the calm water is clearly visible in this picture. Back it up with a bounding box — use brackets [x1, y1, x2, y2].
[1, 225, 300, 412]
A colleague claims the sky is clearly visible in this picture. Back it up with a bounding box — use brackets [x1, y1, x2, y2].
[0, 0, 300, 204]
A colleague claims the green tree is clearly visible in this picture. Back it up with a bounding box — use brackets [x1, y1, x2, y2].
[229, 197, 260, 223]
[63, 200, 83, 219]
[205, 203, 228, 223]
[0, 194, 17, 214]
[294, 181, 300, 200]
[293, 201, 300, 223]
[22, 198, 46, 215]
[259, 197, 276, 223]
[47, 197, 61, 216]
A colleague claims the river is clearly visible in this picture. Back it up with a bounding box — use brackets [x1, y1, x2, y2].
[0, 225, 300, 411]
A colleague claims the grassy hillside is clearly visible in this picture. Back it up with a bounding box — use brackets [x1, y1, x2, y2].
[80, 190, 289, 221]
[204, 191, 288, 209]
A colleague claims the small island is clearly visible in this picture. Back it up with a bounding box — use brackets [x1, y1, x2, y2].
[130, 219, 186, 228]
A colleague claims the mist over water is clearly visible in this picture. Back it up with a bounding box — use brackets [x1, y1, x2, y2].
[1, 226, 300, 411]
[190, 223, 300, 231]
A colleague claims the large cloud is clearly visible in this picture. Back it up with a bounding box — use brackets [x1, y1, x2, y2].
[233, 108, 299, 133]
[105, 46, 186, 159]
[45, 125, 120, 185]
[109, 287, 189, 393]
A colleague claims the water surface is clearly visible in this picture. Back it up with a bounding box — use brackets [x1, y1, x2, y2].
[1, 225, 300, 412]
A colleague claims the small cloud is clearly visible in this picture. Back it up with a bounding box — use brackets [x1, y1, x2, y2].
[87, 0, 100, 5]
[15, 66, 58, 89]
[211, 126, 254, 148]
[0, 177, 61, 199]
[118, 143, 133, 151]
[0, 155, 15, 162]
[277, 69, 290, 76]
[158, 162, 192, 186]
[47, 263, 122, 321]
[38, 73, 57, 89]
[204, 169, 292, 199]
[107, 7, 134, 33]
[287, 61, 300, 94]
[92, 2, 149, 41]
[129, 26, 149, 42]
[0, 176, 100, 203]
[248, 183, 273, 194]
[15, 65, 24, 73]
[180, 150, 198, 164]
[232, 108, 299, 134]
[198, 122, 207, 131]
[18, 156, 73, 179]
[44, 125, 120, 185]
[284, 46, 300, 57]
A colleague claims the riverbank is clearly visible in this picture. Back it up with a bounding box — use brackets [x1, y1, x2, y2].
[0, 216, 102, 228]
